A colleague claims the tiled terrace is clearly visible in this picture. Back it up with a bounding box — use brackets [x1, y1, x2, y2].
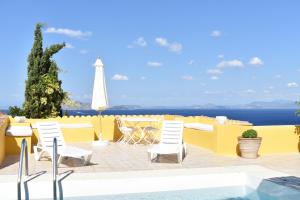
[1, 142, 300, 177]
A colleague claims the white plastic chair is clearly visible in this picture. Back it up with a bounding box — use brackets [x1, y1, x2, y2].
[33, 122, 92, 165]
[148, 120, 187, 163]
[116, 117, 137, 144]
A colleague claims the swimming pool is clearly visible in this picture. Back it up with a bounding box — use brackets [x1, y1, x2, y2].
[1, 165, 298, 199]
[60, 186, 272, 200]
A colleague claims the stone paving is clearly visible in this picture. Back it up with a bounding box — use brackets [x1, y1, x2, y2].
[1, 142, 300, 177]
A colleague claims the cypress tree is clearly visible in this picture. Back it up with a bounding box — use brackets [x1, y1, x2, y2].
[23, 23, 66, 118]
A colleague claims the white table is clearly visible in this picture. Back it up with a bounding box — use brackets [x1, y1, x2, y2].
[120, 117, 160, 144]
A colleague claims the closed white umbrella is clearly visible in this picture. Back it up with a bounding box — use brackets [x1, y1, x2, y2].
[91, 58, 109, 144]
[91, 58, 108, 110]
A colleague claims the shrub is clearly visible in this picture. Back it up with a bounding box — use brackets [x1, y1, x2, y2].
[242, 129, 257, 138]
[8, 106, 24, 117]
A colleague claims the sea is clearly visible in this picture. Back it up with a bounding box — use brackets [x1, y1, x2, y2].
[66, 109, 300, 126]
[2, 109, 300, 126]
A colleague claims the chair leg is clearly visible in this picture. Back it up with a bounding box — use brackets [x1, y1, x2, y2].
[117, 135, 124, 142]
[148, 152, 152, 162]
[83, 154, 92, 165]
[33, 146, 45, 161]
[149, 152, 156, 162]
[178, 151, 182, 164]
[156, 154, 160, 161]
[128, 134, 137, 144]
[182, 143, 187, 159]
[124, 135, 130, 144]
[57, 155, 63, 167]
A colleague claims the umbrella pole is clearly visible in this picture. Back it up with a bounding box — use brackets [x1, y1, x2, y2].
[99, 110, 103, 141]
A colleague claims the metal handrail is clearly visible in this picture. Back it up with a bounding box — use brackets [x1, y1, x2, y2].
[53, 137, 58, 200]
[17, 138, 29, 200]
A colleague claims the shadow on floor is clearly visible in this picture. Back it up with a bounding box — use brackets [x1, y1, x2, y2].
[0, 155, 20, 169]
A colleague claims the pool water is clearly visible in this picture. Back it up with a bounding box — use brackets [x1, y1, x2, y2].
[60, 186, 276, 200]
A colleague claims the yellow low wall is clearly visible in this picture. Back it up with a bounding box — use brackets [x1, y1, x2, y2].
[5, 115, 164, 155]
[0, 116, 8, 165]
[184, 128, 215, 151]
[254, 125, 300, 155]
[5, 136, 32, 155]
[3, 115, 300, 158]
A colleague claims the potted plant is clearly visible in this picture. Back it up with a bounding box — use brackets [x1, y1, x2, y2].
[238, 129, 262, 159]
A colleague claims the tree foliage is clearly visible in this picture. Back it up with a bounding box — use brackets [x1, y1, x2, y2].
[23, 23, 66, 118]
[8, 106, 24, 117]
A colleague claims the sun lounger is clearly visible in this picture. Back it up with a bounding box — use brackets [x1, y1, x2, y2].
[33, 121, 92, 165]
[148, 120, 187, 163]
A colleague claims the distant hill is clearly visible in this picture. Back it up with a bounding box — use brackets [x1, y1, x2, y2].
[63, 102, 142, 110]
[109, 105, 143, 110]
[241, 100, 298, 109]
[62, 100, 298, 110]
[191, 100, 298, 109]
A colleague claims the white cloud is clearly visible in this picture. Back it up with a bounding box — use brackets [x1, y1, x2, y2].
[155, 38, 168, 46]
[207, 69, 223, 75]
[147, 61, 162, 67]
[218, 54, 224, 59]
[181, 75, 194, 80]
[217, 59, 244, 69]
[188, 60, 195, 65]
[249, 57, 263, 65]
[112, 74, 129, 81]
[210, 30, 221, 37]
[274, 74, 282, 78]
[287, 82, 298, 88]
[45, 27, 92, 38]
[135, 37, 147, 46]
[169, 42, 182, 53]
[79, 49, 88, 54]
[244, 89, 256, 93]
[140, 76, 146, 80]
[128, 37, 147, 48]
[65, 43, 74, 49]
[155, 37, 182, 54]
[210, 76, 219, 80]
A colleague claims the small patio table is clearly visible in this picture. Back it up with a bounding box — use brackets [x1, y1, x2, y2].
[120, 117, 160, 144]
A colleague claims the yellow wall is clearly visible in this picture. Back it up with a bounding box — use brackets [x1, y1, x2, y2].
[254, 125, 300, 154]
[0, 117, 9, 165]
[214, 124, 252, 155]
[3, 115, 300, 158]
[5, 115, 164, 155]
[183, 128, 215, 150]
[5, 136, 31, 155]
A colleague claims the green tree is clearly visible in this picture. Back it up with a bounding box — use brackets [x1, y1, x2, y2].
[23, 23, 66, 118]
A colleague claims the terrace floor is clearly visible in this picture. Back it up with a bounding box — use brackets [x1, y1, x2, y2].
[1, 142, 300, 177]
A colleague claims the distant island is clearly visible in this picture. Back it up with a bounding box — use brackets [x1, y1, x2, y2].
[62, 100, 298, 110]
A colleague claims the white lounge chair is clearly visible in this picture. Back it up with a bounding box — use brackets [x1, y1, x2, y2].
[33, 122, 92, 165]
[148, 120, 187, 163]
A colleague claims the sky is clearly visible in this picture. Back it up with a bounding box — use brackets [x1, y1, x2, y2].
[1, 0, 300, 108]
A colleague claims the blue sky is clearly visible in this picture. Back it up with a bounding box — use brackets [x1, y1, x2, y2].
[1, 0, 300, 108]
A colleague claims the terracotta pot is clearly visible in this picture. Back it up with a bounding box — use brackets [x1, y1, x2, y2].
[238, 136, 262, 159]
